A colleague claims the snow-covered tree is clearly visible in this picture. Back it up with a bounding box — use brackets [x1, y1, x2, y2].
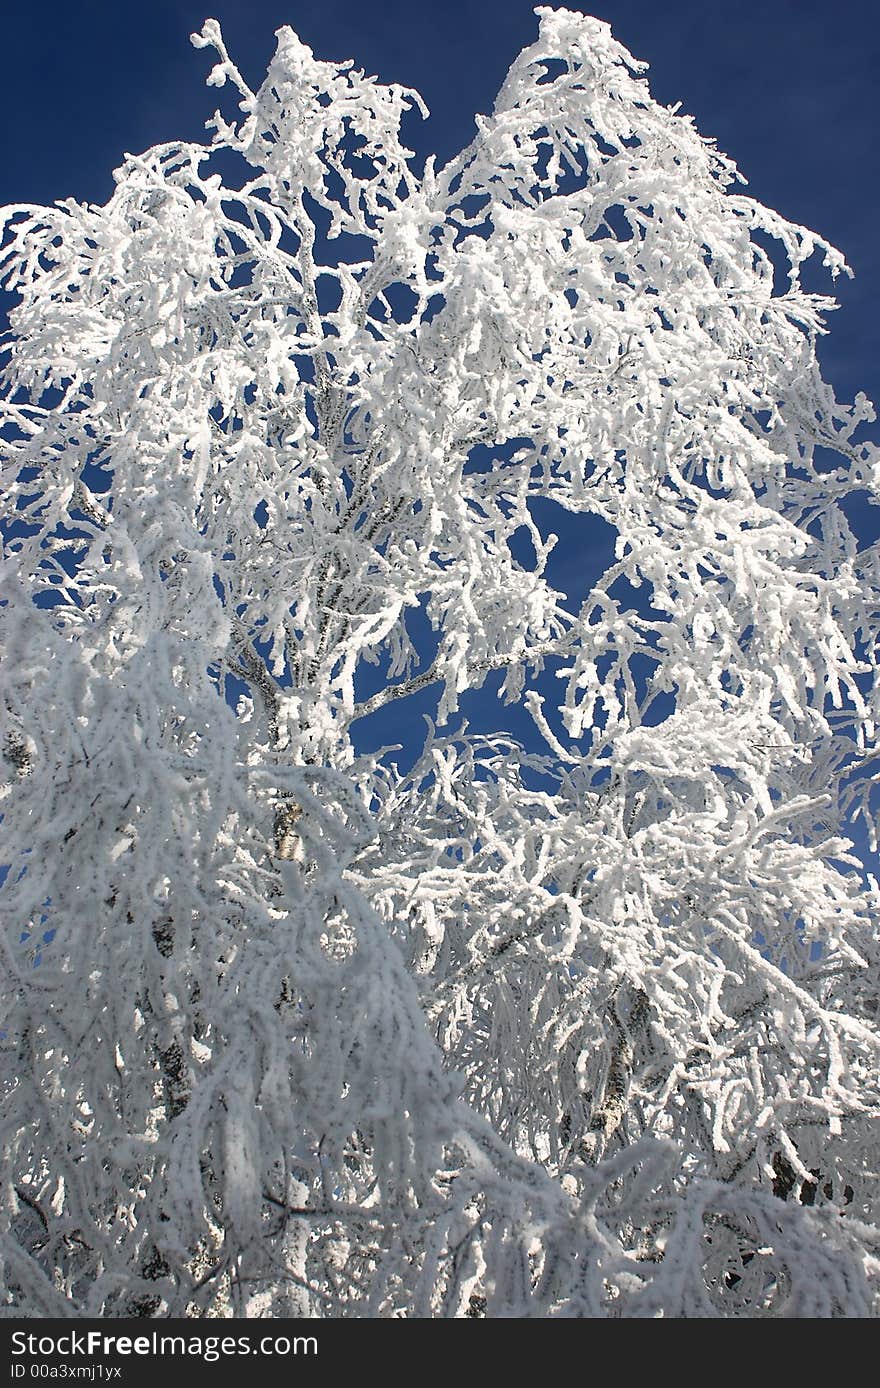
[2, 7, 879, 1317]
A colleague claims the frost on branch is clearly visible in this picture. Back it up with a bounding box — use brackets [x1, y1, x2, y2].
[1, 8, 879, 1316]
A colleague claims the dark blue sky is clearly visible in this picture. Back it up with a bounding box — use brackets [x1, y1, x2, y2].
[3, 0, 877, 412]
[3, 1, 879, 842]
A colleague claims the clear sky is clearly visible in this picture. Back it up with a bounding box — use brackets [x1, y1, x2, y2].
[3, 0, 877, 411]
[2, 0, 878, 854]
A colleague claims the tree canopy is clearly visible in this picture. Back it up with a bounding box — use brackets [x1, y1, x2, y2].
[1, 8, 878, 1317]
